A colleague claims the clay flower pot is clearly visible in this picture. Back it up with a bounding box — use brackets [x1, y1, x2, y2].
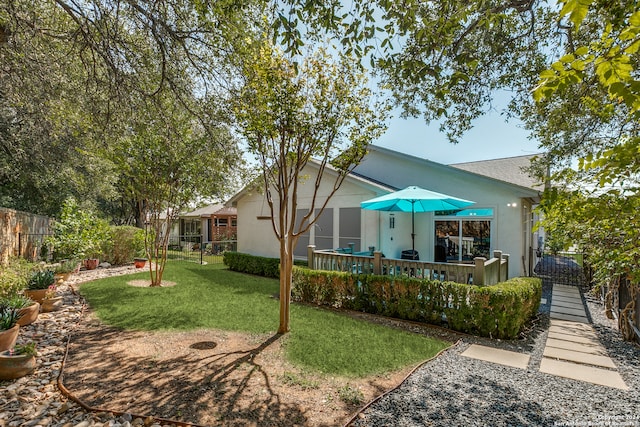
[17, 303, 40, 326]
[24, 289, 48, 304]
[84, 259, 99, 270]
[0, 350, 37, 380]
[134, 258, 147, 269]
[0, 325, 19, 352]
[54, 272, 72, 284]
[41, 297, 63, 313]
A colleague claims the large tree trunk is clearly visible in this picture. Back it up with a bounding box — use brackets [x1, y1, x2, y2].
[278, 237, 294, 334]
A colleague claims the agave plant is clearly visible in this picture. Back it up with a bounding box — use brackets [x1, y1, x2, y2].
[0, 294, 34, 310]
[0, 306, 21, 331]
[27, 270, 55, 290]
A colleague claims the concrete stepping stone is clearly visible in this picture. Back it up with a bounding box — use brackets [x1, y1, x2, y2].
[540, 358, 628, 390]
[548, 330, 600, 345]
[550, 296, 584, 306]
[461, 344, 530, 369]
[552, 290, 581, 298]
[550, 312, 589, 323]
[550, 306, 587, 317]
[545, 338, 607, 355]
[550, 319, 592, 330]
[551, 298, 584, 309]
[543, 346, 617, 369]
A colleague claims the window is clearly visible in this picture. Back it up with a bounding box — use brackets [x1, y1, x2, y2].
[339, 207, 361, 251]
[215, 218, 228, 227]
[314, 208, 333, 250]
[181, 218, 200, 236]
[435, 209, 492, 263]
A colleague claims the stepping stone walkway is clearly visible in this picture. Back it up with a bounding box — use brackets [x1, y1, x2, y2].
[540, 284, 629, 390]
[461, 284, 629, 391]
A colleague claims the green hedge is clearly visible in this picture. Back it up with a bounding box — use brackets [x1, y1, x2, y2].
[223, 252, 280, 278]
[292, 269, 541, 339]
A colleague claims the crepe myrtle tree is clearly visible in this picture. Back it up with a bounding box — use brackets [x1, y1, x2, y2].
[234, 43, 389, 333]
[115, 96, 241, 287]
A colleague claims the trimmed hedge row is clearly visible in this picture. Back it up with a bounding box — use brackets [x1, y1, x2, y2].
[223, 252, 280, 278]
[291, 269, 542, 339]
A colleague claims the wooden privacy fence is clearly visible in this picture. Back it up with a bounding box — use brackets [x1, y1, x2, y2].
[307, 245, 509, 286]
[0, 207, 52, 264]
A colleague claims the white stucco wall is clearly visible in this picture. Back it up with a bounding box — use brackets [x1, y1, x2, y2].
[235, 165, 385, 259]
[232, 148, 540, 278]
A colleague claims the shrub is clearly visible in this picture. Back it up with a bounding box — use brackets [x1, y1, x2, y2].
[103, 225, 146, 266]
[223, 252, 280, 278]
[292, 269, 542, 339]
[48, 198, 111, 260]
[0, 258, 32, 299]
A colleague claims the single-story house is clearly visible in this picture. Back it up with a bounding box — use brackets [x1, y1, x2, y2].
[167, 203, 238, 246]
[229, 146, 544, 278]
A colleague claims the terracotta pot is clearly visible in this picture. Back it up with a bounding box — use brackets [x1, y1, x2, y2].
[0, 325, 19, 352]
[134, 258, 147, 269]
[24, 289, 48, 304]
[0, 351, 37, 380]
[84, 259, 99, 270]
[17, 303, 40, 326]
[41, 297, 63, 313]
[54, 272, 72, 284]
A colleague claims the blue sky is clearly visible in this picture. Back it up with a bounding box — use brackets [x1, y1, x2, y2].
[375, 108, 542, 165]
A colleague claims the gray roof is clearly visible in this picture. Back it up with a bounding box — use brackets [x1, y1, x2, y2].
[449, 154, 545, 191]
[182, 203, 236, 218]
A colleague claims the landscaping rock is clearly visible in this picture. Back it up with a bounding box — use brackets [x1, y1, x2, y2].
[0, 266, 157, 427]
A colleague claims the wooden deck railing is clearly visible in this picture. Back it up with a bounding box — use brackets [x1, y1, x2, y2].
[307, 246, 509, 286]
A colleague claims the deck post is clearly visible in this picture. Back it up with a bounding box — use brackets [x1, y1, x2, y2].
[502, 253, 510, 281]
[307, 245, 316, 270]
[474, 257, 486, 286]
[373, 251, 382, 275]
[493, 250, 503, 281]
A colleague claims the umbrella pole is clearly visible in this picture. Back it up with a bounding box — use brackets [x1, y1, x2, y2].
[411, 202, 415, 254]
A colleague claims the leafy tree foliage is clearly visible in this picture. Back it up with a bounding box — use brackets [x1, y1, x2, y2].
[534, 0, 639, 340]
[234, 43, 388, 333]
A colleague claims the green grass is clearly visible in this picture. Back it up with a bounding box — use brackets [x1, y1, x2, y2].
[79, 262, 450, 377]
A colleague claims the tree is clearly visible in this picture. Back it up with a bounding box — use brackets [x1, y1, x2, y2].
[234, 43, 388, 333]
[0, 1, 252, 218]
[533, 0, 639, 340]
[113, 94, 241, 286]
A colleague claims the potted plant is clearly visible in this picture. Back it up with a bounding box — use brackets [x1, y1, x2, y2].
[53, 259, 80, 283]
[0, 342, 37, 380]
[41, 285, 63, 313]
[0, 295, 39, 326]
[0, 307, 21, 352]
[133, 257, 148, 268]
[24, 270, 55, 303]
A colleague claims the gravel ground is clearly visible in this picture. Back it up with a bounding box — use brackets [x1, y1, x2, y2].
[350, 279, 640, 427]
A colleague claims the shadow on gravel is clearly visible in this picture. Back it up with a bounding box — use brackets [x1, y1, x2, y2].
[62, 323, 315, 426]
[350, 370, 557, 426]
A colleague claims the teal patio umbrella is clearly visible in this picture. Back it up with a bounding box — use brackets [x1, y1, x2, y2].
[361, 186, 475, 254]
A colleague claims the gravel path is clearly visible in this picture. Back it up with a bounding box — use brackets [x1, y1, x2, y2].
[350, 279, 640, 427]
[0, 265, 182, 427]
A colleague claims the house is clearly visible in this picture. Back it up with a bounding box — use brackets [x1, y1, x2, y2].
[167, 203, 237, 247]
[229, 146, 543, 278]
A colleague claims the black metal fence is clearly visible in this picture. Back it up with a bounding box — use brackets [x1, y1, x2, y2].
[533, 251, 585, 286]
[166, 235, 237, 265]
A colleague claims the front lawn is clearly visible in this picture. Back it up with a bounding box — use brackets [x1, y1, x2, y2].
[79, 262, 449, 377]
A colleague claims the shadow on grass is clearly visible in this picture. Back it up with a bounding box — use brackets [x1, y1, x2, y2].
[63, 323, 321, 426]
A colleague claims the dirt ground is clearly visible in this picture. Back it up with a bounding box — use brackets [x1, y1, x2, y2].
[62, 310, 458, 427]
